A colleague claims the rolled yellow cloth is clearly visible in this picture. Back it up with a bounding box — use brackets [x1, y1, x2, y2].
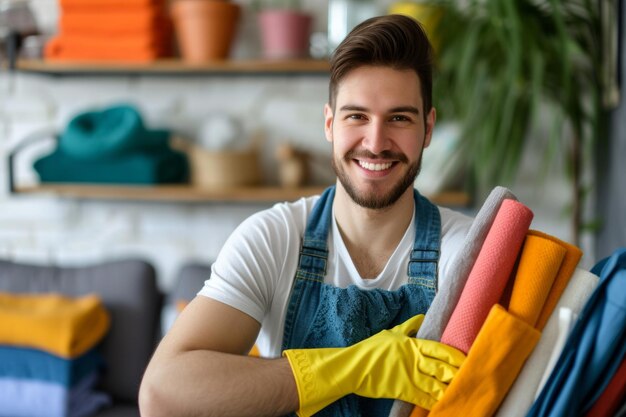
[0, 292, 110, 358]
[508, 234, 567, 326]
[531, 230, 582, 330]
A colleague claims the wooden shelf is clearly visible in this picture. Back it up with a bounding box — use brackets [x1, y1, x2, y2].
[15, 58, 331, 76]
[14, 184, 327, 203]
[13, 184, 471, 207]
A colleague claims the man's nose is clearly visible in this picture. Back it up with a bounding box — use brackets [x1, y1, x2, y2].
[361, 121, 391, 155]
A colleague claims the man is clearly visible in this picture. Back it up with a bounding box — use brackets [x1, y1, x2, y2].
[139, 14, 472, 417]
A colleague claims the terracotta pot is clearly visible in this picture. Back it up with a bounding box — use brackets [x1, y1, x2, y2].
[258, 10, 313, 59]
[171, 0, 240, 62]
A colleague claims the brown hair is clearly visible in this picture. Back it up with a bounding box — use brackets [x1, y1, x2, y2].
[329, 14, 434, 114]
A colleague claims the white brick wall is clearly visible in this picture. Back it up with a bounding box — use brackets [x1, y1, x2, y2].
[0, 0, 335, 288]
[0, 71, 328, 290]
[0, 0, 593, 291]
[0, 1, 347, 291]
[0, 59, 332, 290]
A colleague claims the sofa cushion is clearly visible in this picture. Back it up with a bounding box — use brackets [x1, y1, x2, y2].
[161, 263, 211, 336]
[0, 259, 160, 403]
[169, 263, 211, 305]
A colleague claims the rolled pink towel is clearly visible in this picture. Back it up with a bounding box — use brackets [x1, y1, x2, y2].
[440, 199, 533, 353]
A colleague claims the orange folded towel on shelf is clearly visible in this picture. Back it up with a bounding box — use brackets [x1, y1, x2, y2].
[45, 35, 171, 62]
[60, 9, 170, 36]
[59, 0, 164, 11]
[52, 0, 173, 62]
[52, 31, 168, 50]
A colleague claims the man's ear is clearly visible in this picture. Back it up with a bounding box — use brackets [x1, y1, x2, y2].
[423, 107, 436, 148]
[324, 103, 334, 143]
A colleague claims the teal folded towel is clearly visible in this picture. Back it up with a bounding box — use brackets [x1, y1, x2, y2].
[59, 105, 170, 160]
[33, 103, 190, 184]
[34, 148, 189, 185]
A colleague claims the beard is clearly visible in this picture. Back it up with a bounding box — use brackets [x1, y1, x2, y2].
[332, 149, 422, 210]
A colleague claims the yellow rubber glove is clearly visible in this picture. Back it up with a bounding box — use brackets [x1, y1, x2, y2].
[283, 314, 466, 417]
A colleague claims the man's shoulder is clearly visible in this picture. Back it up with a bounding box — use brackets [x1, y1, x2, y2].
[239, 194, 322, 235]
[437, 206, 473, 238]
[272, 194, 322, 215]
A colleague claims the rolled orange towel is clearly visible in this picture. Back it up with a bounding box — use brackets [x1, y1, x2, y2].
[507, 233, 567, 326]
[531, 230, 582, 330]
[0, 292, 110, 358]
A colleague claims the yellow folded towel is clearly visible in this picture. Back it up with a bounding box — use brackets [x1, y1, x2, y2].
[0, 292, 110, 358]
[426, 305, 541, 417]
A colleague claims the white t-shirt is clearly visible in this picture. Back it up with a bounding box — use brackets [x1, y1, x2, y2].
[199, 194, 472, 357]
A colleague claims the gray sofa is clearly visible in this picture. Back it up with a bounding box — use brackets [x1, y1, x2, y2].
[0, 258, 210, 417]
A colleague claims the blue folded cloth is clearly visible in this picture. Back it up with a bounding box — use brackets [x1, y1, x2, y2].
[0, 346, 104, 387]
[0, 372, 110, 417]
[528, 248, 626, 417]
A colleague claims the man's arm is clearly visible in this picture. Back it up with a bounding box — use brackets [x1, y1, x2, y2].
[139, 295, 299, 417]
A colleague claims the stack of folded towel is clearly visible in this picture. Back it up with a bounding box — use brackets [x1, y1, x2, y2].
[45, 0, 172, 62]
[0, 292, 111, 417]
[34, 104, 189, 185]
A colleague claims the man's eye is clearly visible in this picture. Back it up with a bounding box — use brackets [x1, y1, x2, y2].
[390, 115, 410, 122]
[347, 114, 366, 120]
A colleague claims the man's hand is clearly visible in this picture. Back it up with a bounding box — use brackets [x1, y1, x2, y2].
[283, 314, 466, 417]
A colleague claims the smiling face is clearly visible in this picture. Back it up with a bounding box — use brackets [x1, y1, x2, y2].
[325, 65, 436, 210]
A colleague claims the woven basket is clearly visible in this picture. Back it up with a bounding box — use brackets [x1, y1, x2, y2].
[190, 146, 261, 188]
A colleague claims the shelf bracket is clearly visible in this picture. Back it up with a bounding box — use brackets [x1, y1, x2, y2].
[7, 128, 58, 193]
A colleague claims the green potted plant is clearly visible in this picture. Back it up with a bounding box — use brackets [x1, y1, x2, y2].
[252, 0, 313, 59]
[428, 0, 605, 244]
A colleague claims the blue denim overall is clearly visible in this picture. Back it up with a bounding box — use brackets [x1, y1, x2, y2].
[282, 186, 441, 417]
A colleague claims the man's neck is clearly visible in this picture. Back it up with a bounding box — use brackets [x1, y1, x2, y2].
[333, 183, 415, 278]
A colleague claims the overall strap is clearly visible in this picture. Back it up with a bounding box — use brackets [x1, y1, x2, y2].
[408, 189, 441, 290]
[295, 186, 335, 283]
